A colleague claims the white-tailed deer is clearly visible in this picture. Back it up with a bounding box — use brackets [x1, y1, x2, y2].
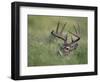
[51, 21, 80, 56]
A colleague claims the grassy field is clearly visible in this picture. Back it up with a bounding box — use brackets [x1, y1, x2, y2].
[28, 15, 88, 66]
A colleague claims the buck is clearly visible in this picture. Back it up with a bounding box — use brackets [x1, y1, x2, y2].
[51, 21, 80, 56]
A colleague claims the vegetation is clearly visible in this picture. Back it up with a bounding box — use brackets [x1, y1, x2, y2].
[28, 15, 88, 66]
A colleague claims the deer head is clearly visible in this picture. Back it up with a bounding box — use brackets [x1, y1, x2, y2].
[51, 21, 80, 56]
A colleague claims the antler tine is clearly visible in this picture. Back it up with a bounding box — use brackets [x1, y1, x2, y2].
[73, 24, 78, 34]
[71, 36, 74, 42]
[65, 34, 68, 42]
[63, 33, 68, 45]
[56, 21, 60, 33]
[77, 23, 80, 34]
[60, 23, 67, 34]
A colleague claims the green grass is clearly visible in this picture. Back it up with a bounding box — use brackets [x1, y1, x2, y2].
[28, 15, 88, 66]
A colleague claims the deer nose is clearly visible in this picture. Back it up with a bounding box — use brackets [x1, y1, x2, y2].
[65, 47, 70, 50]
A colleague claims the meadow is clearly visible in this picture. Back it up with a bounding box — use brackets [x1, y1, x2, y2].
[28, 15, 88, 66]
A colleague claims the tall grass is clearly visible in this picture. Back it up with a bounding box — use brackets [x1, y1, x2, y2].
[28, 15, 88, 66]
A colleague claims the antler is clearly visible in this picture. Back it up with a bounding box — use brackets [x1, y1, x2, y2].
[51, 21, 67, 41]
[68, 24, 80, 45]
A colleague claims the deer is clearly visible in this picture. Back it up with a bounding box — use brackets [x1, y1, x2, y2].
[51, 21, 80, 56]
